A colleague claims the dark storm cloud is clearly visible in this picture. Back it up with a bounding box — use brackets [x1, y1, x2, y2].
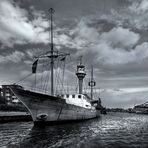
[1, 0, 148, 107]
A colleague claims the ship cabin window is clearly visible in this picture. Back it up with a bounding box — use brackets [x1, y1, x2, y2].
[66, 94, 69, 98]
[78, 95, 81, 99]
[72, 94, 75, 98]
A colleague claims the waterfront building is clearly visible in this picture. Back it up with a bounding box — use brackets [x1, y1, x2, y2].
[133, 101, 148, 114]
[0, 85, 20, 104]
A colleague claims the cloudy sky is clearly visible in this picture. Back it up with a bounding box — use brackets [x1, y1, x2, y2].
[1, 0, 148, 108]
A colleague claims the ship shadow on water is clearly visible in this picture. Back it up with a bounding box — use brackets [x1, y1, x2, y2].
[8, 117, 102, 148]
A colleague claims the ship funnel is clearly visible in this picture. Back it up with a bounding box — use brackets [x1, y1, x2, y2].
[76, 57, 86, 94]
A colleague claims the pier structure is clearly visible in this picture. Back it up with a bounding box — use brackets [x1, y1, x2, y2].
[76, 58, 86, 94]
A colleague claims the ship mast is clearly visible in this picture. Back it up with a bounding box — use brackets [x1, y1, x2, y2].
[49, 8, 54, 95]
[33, 8, 70, 95]
[89, 66, 96, 99]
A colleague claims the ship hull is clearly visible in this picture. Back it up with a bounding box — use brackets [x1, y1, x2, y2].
[10, 86, 100, 125]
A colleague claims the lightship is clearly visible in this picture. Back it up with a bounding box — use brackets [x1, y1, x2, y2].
[10, 8, 100, 126]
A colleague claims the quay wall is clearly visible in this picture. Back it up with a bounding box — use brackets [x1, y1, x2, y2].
[0, 112, 32, 123]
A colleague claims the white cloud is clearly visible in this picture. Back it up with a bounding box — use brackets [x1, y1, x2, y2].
[98, 1, 148, 30]
[51, 17, 148, 66]
[0, 0, 49, 47]
[101, 87, 148, 95]
[101, 27, 140, 48]
[70, 19, 146, 65]
[53, 19, 99, 50]
[54, 33, 76, 49]
[71, 19, 99, 44]
[126, 0, 148, 29]
[94, 42, 148, 65]
[0, 51, 25, 63]
[26, 48, 44, 58]
[0, 0, 93, 50]
[69, 18, 148, 65]
[129, 0, 148, 14]
[121, 87, 148, 93]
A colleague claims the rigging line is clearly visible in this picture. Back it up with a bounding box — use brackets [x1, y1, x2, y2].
[40, 58, 58, 93]
[69, 55, 76, 71]
[44, 72, 50, 93]
[56, 60, 64, 94]
[55, 58, 60, 94]
[39, 59, 50, 91]
[60, 59, 66, 93]
[43, 60, 51, 93]
[41, 62, 46, 91]
[43, 69, 48, 92]
[61, 61, 67, 94]
[56, 58, 65, 94]
[42, 59, 51, 92]
[31, 73, 37, 90]
[42, 70, 47, 92]
[57, 73, 67, 94]
[46, 59, 54, 93]
[45, 59, 50, 92]
[43, 73, 48, 93]
[56, 60, 63, 94]
[35, 72, 37, 90]
[39, 59, 43, 90]
[15, 73, 32, 85]
[40, 59, 46, 90]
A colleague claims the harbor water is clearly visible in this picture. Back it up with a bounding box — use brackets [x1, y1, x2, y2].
[0, 112, 148, 148]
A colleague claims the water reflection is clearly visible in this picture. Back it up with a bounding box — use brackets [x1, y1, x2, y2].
[2, 113, 148, 148]
[12, 118, 100, 148]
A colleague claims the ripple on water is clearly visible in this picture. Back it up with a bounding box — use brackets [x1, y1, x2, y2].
[0, 113, 148, 148]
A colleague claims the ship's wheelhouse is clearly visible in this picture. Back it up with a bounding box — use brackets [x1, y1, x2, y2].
[59, 94, 94, 109]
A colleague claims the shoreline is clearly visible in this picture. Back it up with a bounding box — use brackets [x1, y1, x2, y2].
[0, 111, 32, 123]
